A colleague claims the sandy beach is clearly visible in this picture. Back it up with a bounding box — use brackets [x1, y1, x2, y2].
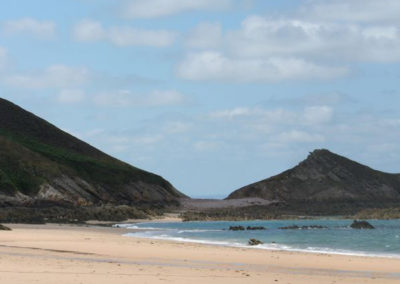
[0, 223, 399, 284]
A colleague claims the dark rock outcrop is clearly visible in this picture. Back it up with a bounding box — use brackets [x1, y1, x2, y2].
[0, 98, 186, 208]
[227, 149, 400, 214]
[229, 225, 245, 231]
[229, 225, 267, 231]
[248, 238, 263, 246]
[0, 224, 11, 230]
[350, 220, 375, 229]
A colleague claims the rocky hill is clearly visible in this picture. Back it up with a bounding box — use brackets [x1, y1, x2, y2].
[226, 149, 400, 214]
[0, 98, 185, 209]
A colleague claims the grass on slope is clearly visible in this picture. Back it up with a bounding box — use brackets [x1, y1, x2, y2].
[0, 129, 171, 197]
[0, 136, 55, 196]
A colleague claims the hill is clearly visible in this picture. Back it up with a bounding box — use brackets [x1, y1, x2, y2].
[0, 98, 185, 211]
[225, 149, 400, 215]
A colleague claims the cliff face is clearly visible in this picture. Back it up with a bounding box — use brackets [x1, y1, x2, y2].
[0, 98, 186, 207]
[227, 149, 400, 205]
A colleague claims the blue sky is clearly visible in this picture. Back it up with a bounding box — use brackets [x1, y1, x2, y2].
[1, 0, 400, 198]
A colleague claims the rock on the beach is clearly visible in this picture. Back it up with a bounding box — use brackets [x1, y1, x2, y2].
[0, 224, 11, 231]
[350, 220, 375, 229]
[248, 239, 263, 246]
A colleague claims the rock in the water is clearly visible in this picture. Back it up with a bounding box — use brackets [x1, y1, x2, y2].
[248, 238, 263, 246]
[229, 225, 245, 231]
[279, 225, 300, 230]
[0, 224, 11, 231]
[247, 226, 266, 230]
[350, 220, 375, 229]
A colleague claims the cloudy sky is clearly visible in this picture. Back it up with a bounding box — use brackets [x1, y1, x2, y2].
[1, 0, 400, 197]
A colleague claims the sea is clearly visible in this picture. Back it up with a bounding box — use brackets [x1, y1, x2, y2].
[116, 219, 400, 258]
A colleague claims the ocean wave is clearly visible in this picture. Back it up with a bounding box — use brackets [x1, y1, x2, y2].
[117, 220, 400, 259]
[113, 224, 160, 230]
[247, 243, 400, 259]
[124, 232, 239, 246]
[123, 231, 400, 259]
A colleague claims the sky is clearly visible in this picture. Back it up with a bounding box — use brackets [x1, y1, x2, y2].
[1, 0, 400, 198]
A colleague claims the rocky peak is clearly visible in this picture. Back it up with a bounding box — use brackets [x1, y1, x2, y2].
[227, 149, 400, 205]
[300, 149, 347, 167]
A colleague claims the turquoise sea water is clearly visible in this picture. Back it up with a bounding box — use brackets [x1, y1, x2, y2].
[118, 219, 400, 258]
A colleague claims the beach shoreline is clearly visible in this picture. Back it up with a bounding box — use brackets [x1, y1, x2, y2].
[0, 223, 399, 283]
[122, 217, 400, 260]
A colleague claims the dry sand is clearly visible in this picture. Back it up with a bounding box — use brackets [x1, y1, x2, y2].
[0, 223, 399, 284]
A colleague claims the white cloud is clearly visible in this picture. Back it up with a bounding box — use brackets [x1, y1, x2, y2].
[93, 89, 185, 107]
[186, 22, 222, 49]
[3, 65, 90, 89]
[107, 26, 176, 47]
[178, 51, 348, 82]
[2, 18, 55, 38]
[209, 106, 333, 129]
[303, 106, 333, 125]
[209, 107, 253, 119]
[301, 0, 400, 23]
[73, 19, 176, 47]
[120, 0, 232, 19]
[225, 16, 400, 63]
[73, 19, 104, 41]
[199, 102, 400, 163]
[180, 1, 400, 83]
[57, 89, 86, 104]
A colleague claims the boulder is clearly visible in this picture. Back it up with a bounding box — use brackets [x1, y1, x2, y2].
[350, 220, 375, 229]
[229, 226, 245, 231]
[0, 224, 11, 231]
[248, 238, 263, 246]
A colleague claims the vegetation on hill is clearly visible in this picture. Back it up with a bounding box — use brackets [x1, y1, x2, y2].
[0, 98, 185, 212]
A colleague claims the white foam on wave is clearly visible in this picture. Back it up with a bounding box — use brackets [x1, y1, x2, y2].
[241, 243, 400, 259]
[124, 232, 240, 247]
[123, 230, 400, 259]
[113, 223, 161, 230]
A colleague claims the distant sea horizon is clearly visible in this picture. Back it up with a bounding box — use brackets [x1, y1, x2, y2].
[117, 219, 400, 258]
[188, 194, 228, 200]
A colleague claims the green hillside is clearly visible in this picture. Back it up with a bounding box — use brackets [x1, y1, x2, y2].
[0, 98, 185, 208]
